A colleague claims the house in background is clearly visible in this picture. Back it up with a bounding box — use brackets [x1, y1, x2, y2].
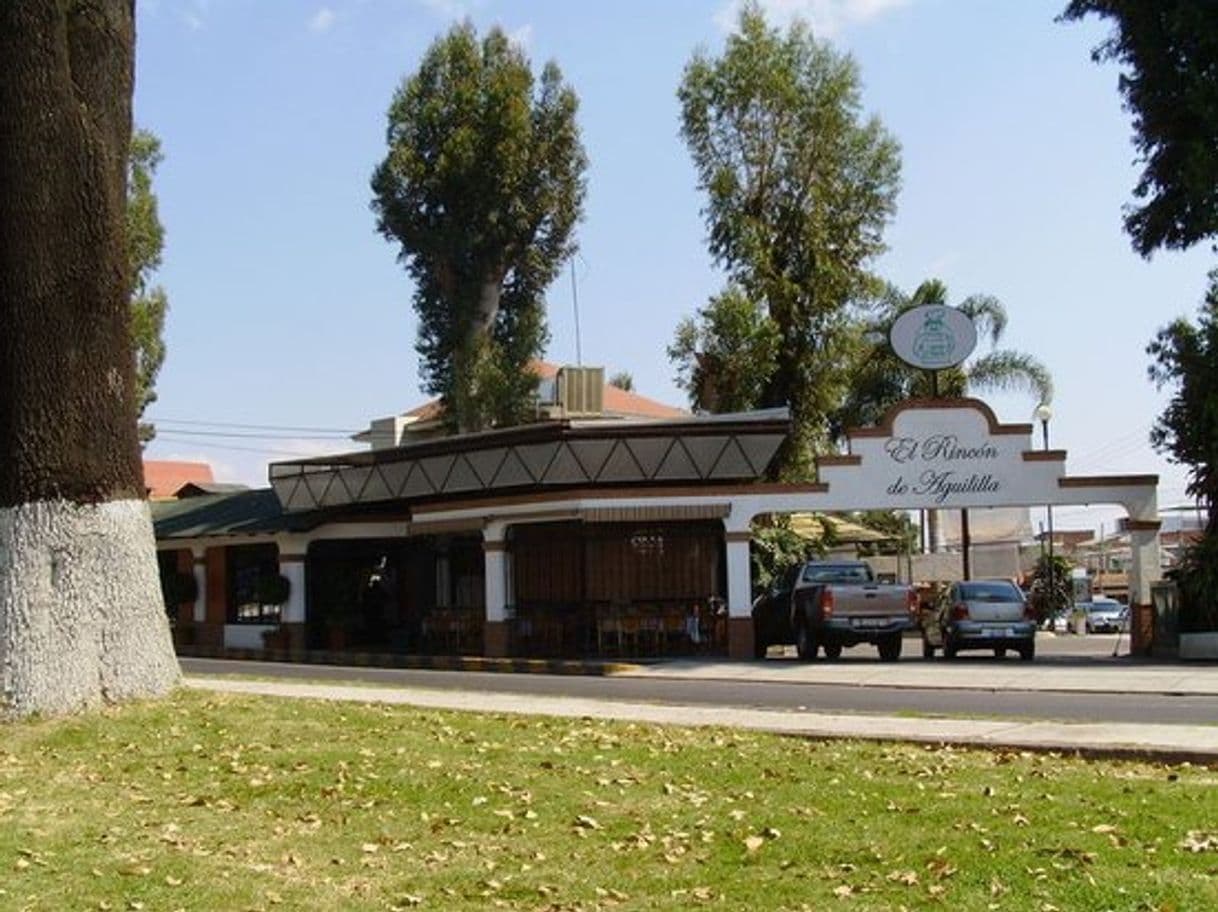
[352, 362, 687, 449]
[143, 459, 215, 499]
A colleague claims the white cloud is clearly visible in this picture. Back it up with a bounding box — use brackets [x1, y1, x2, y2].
[507, 23, 533, 50]
[173, 0, 209, 31]
[309, 7, 336, 33]
[714, 0, 910, 38]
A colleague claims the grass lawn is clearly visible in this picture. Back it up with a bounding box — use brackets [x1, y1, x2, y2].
[2, 689, 1216, 911]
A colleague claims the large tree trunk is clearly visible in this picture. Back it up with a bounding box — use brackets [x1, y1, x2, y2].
[0, 1, 179, 718]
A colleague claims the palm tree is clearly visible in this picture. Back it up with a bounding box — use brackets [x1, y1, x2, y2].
[837, 279, 1053, 433]
[836, 279, 1054, 554]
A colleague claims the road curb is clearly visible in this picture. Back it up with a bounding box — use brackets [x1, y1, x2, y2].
[184, 677, 1218, 766]
[176, 645, 637, 677]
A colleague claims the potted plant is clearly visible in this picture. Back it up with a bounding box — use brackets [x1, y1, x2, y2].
[257, 574, 292, 652]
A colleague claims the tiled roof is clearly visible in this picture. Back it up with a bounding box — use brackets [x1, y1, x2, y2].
[143, 460, 214, 499]
[402, 361, 686, 423]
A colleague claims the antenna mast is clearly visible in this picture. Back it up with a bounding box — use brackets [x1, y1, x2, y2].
[570, 258, 582, 366]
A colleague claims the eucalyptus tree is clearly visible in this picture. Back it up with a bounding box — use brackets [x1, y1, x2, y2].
[0, 0, 180, 718]
[678, 3, 901, 477]
[128, 129, 169, 444]
[372, 22, 587, 432]
[668, 285, 779, 415]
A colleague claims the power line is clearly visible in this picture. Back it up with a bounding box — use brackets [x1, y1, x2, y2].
[152, 416, 361, 434]
[152, 427, 354, 441]
[153, 433, 340, 459]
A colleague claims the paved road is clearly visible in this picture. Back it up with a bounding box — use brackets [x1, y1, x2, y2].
[180, 651, 1218, 727]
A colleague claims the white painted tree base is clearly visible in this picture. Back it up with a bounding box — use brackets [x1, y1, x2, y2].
[1, 498, 180, 718]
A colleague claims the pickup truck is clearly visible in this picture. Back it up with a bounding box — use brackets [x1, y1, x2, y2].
[752, 560, 918, 661]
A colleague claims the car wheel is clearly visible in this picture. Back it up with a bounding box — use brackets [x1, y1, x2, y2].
[878, 634, 902, 662]
[944, 637, 958, 660]
[823, 642, 843, 660]
[795, 623, 817, 661]
[922, 637, 935, 659]
[753, 634, 768, 659]
[994, 648, 1007, 658]
[1019, 641, 1035, 662]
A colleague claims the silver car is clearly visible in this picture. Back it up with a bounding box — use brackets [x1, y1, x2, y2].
[1082, 598, 1125, 634]
[922, 579, 1036, 661]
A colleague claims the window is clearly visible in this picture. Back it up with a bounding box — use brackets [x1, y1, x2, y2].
[957, 581, 1022, 602]
[802, 563, 873, 584]
[226, 543, 280, 624]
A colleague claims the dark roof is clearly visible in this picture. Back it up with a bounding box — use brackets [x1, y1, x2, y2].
[282, 408, 791, 470]
[152, 488, 300, 539]
[175, 481, 250, 498]
[269, 408, 792, 514]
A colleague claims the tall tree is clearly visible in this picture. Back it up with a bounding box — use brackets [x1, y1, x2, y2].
[1061, 2, 1218, 256]
[678, 3, 900, 477]
[668, 285, 779, 414]
[127, 129, 169, 444]
[0, 0, 180, 718]
[1148, 271, 1218, 628]
[371, 22, 587, 433]
[836, 279, 1054, 434]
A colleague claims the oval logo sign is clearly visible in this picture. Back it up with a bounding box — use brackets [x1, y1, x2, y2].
[889, 305, 977, 370]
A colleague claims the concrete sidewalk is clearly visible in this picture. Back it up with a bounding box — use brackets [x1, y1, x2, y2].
[185, 676, 1218, 764]
[623, 655, 1218, 696]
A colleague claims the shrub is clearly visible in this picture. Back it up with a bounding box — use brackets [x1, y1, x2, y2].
[255, 574, 291, 608]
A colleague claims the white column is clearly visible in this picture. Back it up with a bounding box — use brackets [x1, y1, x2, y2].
[280, 559, 307, 624]
[484, 522, 508, 623]
[191, 545, 207, 624]
[725, 534, 753, 619]
[1127, 525, 1162, 606]
[276, 536, 310, 624]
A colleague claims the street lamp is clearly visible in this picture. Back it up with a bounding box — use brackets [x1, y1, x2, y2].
[1034, 404, 1055, 621]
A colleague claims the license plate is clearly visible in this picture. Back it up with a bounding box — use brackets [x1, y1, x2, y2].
[983, 628, 1012, 638]
[852, 618, 886, 628]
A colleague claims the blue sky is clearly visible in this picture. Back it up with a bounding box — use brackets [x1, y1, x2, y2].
[136, 0, 1213, 534]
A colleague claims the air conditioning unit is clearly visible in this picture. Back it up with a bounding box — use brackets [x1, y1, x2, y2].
[557, 366, 604, 416]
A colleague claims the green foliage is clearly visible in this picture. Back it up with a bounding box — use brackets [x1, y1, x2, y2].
[855, 510, 918, 557]
[127, 128, 168, 445]
[678, 3, 900, 478]
[836, 279, 1052, 436]
[668, 285, 779, 414]
[1174, 535, 1218, 633]
[1028, 554, 1073, 625]
[1061, 2, 1218, 256]
[1148, 270, 1218, 628]
[371, 22, 587, 432]
[749, 515, 813, 597]
[607, 371, 633, 392]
